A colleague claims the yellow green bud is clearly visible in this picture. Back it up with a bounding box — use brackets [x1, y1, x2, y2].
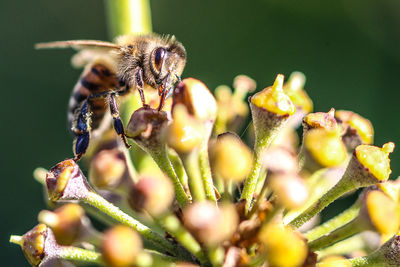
[355, 142, 394, 181]
[210, 133, 253, 182]
[251, 74, 296, 116]
[101, 225, 142, 267]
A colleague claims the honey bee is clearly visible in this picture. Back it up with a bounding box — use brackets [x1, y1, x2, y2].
[36, 34, 186, 161]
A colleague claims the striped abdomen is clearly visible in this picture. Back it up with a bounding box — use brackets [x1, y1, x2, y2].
[68, 62, 119, 133]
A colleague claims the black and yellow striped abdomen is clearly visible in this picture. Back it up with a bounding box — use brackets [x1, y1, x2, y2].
[68, 62, 119, 132]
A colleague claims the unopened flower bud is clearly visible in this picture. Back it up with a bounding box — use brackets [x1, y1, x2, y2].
[125, 106, 190, 208]
[38, 203, 86, 245]
[251, 74, 295, 116]
[167, 104, 205, 153]
[210, 133, 253, 182]
[355, 142, 394, 182]
[233, 74, 257, 97]
[303, 108, 337, 132]
[302, 128, 347, 172]
[11, 224, 50, 266]
[290, 143, 394, 229]
[183, 202, 238, 245]
[268, 173, 308, 210]
[258, 223, 307, 267]
[102, 225, 142, 267]
[359, 190, 400, 236]
[128, 176, 174, 216]
[284, 71, 313, 114]
[125, 106, 168, 150]
[89, 149, 126, 190]
[46, 159, 92, 202]
[335, 110, 374, 150]
[173, 78, 217, 123]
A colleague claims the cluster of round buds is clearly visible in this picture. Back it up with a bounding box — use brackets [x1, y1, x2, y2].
[11, 72, 399, 267]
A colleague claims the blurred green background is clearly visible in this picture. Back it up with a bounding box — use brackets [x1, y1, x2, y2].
[1, 0, 399, 265]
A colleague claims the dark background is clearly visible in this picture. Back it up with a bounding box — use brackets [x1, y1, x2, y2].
[1, 0, 399, 265]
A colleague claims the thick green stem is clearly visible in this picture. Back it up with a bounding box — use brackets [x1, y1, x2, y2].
[241, 136, 272, 213]
[168, 149, 190, 195]
[158, 213, 209, 266]
[182, 151, 206, 201]
[305, 201, 360, 242]
[198, 143, 217, 202]
[289, 176, 355, 229]
[308, 217, 364, 251]
[104, 0, 152, 38]
[207, 246, 224, 267]
[149, 148, 191, 207]
[59, 246, 103, 265]
[84, 192, 179, 256]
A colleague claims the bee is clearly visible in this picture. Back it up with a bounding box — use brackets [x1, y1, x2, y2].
[36, 34, 186, 161]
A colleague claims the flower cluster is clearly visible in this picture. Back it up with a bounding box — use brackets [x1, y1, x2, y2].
[10, 72, 400, 267]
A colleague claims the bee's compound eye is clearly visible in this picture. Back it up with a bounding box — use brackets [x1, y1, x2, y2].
[154, 47, 166, 72]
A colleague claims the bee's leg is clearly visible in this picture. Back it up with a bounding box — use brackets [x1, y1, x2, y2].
[109, 93, 131, 149]
[135, 68, 147, 107]
[72, 101, 90, 161]
[157, 72, 172, 111]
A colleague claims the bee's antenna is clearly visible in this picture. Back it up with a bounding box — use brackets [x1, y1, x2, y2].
[175, 74, 182, 82]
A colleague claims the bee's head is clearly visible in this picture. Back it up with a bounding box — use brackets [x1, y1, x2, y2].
[149, 40, 186, 90]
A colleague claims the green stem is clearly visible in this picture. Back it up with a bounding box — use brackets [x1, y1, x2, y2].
[104, 0, 152, 38]
[198, 143, 217, 202]
[288, 176, 355, 229]
[158, 213, 210, 266]
[182, 151, 206, 201]
[149, 148, 191, 207]
[84, 191, 179, 257]
[207, 246, 224, 267]
[305, 201, 360, 242]
[247, 173, 269, 218]
[168, 149, 190, 196]
[317, 234, 368, 259]
[241, 136, 272, 213]
[58, 246, 103, 265]
[308, 217, 364, 251]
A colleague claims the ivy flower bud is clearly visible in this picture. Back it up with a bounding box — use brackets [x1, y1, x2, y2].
[125, 106, 168, 151]
[335, 110, 374, 150]
[167, 104, 205, 154]
[210, 133, 253, 182]
[290, 142, 394, 229]
[173, 78, 218, 124]
[303, 108, 337, 132]
[46, 159, 92, 202]
[284, 71, 313, 114]
[38, 203, 88, 245]
[128, 176, 174, 216]
[258, 223, 307, 267]
[301, 128, 348, 172]
[88, 148, 127, 190]
[268, 173, 308, 210]
[355, 142, 394, 182]
[242, 74, 296, 211]
[233, 74, 257, 97]
[251, 74, 295, 116]
[125, 106, 190, 208]
[102, 225, 142, 267]
[11, 224, 51, 266]
[359, 190, 400, 236]
[183, 202, 238, 246]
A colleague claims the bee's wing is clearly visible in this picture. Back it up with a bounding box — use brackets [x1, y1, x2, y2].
[35, 40, 120, 50]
